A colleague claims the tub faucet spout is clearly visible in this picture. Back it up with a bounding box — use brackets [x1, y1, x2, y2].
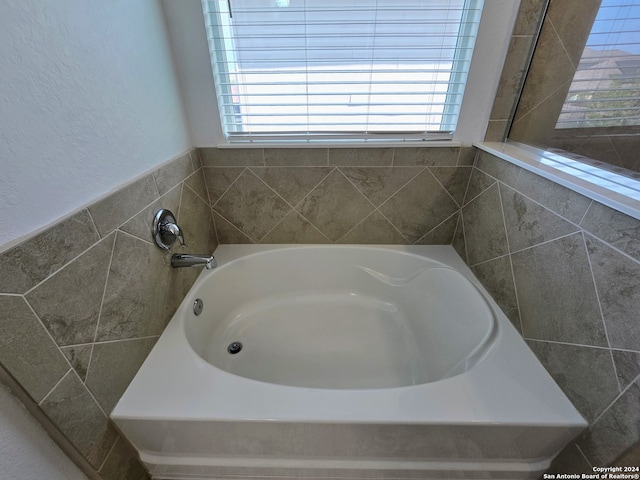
[171, 254, 217, 270]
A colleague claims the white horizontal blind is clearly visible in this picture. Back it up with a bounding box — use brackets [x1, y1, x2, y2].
[202, 0, 483, 142]
[557, 0, 640, 129]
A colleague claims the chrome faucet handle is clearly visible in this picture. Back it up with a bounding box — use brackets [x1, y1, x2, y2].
[152, 209, 186, 250]
[162, 222, 185, 247]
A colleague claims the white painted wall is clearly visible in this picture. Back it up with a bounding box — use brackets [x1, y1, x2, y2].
[0, 0, 191, 249]
[0, 386, 88, 480]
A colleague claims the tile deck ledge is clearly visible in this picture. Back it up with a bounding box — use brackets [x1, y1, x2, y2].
[475, 141, 640, 221]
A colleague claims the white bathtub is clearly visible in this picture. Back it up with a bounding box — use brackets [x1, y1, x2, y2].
[112, 245, 586, 480]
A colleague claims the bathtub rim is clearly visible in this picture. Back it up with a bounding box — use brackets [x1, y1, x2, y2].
[112, 244, 586, 430]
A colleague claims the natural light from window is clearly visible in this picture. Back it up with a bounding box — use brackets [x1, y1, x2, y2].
[556, 0, 640, 129]
[202, 0, 484, 142]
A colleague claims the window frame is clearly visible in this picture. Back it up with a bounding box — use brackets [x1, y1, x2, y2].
[161, 0, 521, 147]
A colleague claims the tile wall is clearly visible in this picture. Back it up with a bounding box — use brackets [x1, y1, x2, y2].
[457, 149, 640, 469]
[0, 149, 216, 479]
[201, 146, 475, 245]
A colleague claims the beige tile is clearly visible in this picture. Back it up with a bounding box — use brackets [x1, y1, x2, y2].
[261, 211, 329, 244]
[203, 167, 245, 205]
[457, 146, 477, 166]
[338, 211, 408, 244]
[96, 231, 171, 342]
[184, 169, 210, 204]
[297, 170, 374, 242]
[213, 212, 255, 244]
[329, 148, 393, 166]
[0, 295, 71, 402]
[429, 166, 472, 207]
[0, 210, 100, 294]
[213, 170, 292, 241]
[379, 169, 458, 243]
[393, 147, 459, 166]
[512, 233, 607, 346]
[264, 148, 328, 166]
[500, 184, 579, 252]
[98, 436, 148, 480]
[514, 169, 592, 225]
[177, 184, 213, 253]
[40, 371, 118, 469]
[547, 0, 600, 66]
[464, 168, 497, 205]
[612, 350, 640, 391]
[189, 148, 202, 170]
[475, 150, 521, 187]
[471, 255, 521, 332]
[491, 35, 536, 121]
[88, 174, 159, 237]
[513, 0, 547, 36]
[61, 345, 92, 382]
[414, 213, 459, 245]
[461, 183, 509, 265]
[152, 152, 194, 196]
[580, 202, 640, 262]
[339, 167, 423, 207]
[484, 119, 509, 142]
[250, 167, 333, 206]
[85, 337, 157, 413]
[578, 378, 640, 466]
[200, 147, 263, 167]
[586, 236, 640, 351]
[452, 214, 467, 263]
[119, 185, 182, 244]
[527, 340, 619, 422]
[513, 20, 576, 120]
[26, 234, 115, 346]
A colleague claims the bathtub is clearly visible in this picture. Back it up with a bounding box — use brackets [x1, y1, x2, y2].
[112, 245, 586, 480]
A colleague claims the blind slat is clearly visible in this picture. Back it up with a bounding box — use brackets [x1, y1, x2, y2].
[204, 0, 483, 140]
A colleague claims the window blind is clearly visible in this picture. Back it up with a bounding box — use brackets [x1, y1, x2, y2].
[202, 0, 483, 142]
[556, 0, 640, 129]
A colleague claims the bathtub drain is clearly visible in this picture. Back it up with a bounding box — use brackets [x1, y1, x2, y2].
[227, 342, 243, 354]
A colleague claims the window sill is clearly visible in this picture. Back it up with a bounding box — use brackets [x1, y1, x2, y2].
[214, 140, 462, 149]
[475, 141, 640, 221]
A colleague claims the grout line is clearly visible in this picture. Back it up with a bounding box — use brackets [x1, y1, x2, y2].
[427, 166, 466, 208]
[21, 234, 114, 297]
[576, 444, 594, 468]
[210, 207, 221, 246]
[212, 210, 260, 244]
[548, 19, 577, 70]
[98, 433, 120, 473]
[579, 201, 594, 228]
[87, 230, 119, 378]
[22, 295, 78, 371]
[511, 78, 573, 128]
[524, 337, 613, 351]
[183, 171, 210, 206]
[496, 182, 525, 335]
[85, 208, 102, 241]
[38, 369, 73, 406]
[583, 231, 640, 267]
[91, 335, 161, 347]
[413, 210, 460, 245]
[460, 209, 470, 265]
[211, 167, 248, 209]
[589, 369, 639, 426]
[459, 165, 476, 206]
[581, 231, 622, 392]
[507, 230, 583, 256]
[375, 167, 427, 211]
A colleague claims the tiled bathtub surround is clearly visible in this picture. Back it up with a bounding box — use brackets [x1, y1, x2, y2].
[459, 149, 640, 469]
[0, 149, 216, 479]
[201, 146, 476, 246]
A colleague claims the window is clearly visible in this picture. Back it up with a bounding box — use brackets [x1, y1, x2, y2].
[202, 0, 484, 142]
[556, 0, 640, 129]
